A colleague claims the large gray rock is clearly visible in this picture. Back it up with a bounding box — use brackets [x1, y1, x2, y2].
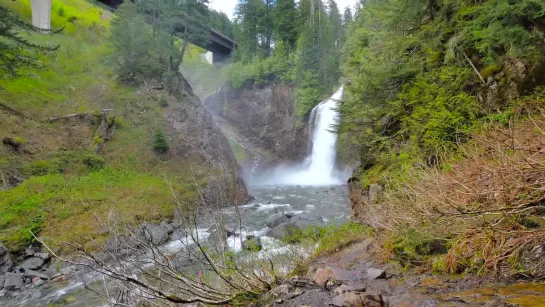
[145, 225, 169, 245]
[242, 237, 262, 252]
[367, 268, 386, 280]
[266, 213, 290, 228]
[266, 215, 325, 240]
[4, 272, 23, 290]
[34, 252, 51, 261]
[23, 270, 48, 280]
[0, 260, 13, 274]
[22, 257, 45, 270]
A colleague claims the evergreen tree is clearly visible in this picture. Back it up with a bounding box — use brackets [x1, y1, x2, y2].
[273, 0, 298, 49]
[327, 0, 343, 49]
[341, 7, 353, 45]
[0, 7, 57, 77]
[110, 1, 154, 82]
[153, 130, 170, 153]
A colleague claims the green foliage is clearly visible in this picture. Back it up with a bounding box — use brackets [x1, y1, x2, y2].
[340, 0, 545, 185]
[0, 6, 58, 77]
[230, 0, 344, 115]
[153, 130, 170, 153]
[315, 222, 371, 255]
[109, 1, 155, 82]
[279, 222, 372, 256]
[159, 95, 169, 107]
[295, 71, 322, 116]
[0, 167, 194, 252]
[24, 151, 105, 176]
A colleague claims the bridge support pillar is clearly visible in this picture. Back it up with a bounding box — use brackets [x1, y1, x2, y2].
[31, 0, 52, 31]
[212, 52, 230, 65]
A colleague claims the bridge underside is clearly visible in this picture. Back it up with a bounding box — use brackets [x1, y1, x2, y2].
[94, 0, 236, 63]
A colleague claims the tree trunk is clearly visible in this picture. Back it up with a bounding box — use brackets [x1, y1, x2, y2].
[30, 0, 52, 31]
[180, 39, 190, 65]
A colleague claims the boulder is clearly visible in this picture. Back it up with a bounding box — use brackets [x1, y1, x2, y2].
[23, 270, 49, 280]
[34, 252, 51, 261]
[366, 268, 386, 281]
[160, 221, 174, 233]
[22, 257, 45, 270]
[242, 237, 262, 251]
[0, 259, 13, 274]
[265, 213, 291, 228]
[145, 225, 169, 245]
[312, 267, 335, 287]
[4, 272, 24, 290]
[0, 244, 8, 258]
[25, 245, 38, 257]
[331, 292, 384, 307]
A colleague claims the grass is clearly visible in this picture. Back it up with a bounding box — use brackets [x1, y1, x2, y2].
[0, 167, 198, 253]
[280, 222, 372, 256]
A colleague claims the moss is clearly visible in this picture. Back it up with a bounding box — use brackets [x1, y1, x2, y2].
[480, 64, 502, 79]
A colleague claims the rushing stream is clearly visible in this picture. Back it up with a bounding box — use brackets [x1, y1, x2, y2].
[6, 87, 351, 306]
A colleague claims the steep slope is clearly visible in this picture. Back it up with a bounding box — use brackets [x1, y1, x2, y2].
[0, 0, 247, 254]
[204, 82, 311, 170]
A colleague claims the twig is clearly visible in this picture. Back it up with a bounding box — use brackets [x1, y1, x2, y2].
[463, 52, 485, 84]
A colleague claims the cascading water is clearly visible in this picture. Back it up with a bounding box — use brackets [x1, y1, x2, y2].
[255, 86, 349, 186]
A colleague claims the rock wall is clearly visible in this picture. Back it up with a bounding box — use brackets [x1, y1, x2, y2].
[162, 76, 250, 205]
[204, 83, 310, 167]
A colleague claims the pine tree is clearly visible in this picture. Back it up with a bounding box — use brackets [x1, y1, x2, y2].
[273, 0, 298, 49]
[153, 130, 170, 153]
[110, 1, 154, 82]
[327, 0, 342, 49]
[0, 7, 58, 77]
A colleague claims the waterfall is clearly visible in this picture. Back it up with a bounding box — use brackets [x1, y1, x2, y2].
[256, 86, 348, 186]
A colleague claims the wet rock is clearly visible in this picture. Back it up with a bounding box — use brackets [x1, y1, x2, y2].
[367, 268, 386, 280]
[331, 295, 345, 306]
[266, 213, 291, 228]
[312, 267, 335, 287]
[0, 258, 12, 274]
[23, 270, 48, 280]
[242, 237, 262, 251]
[22, 257, 45, 270]
[160, 221, 174, 233]
[272, 284, 292, 297]
[368, 184, 383, 204]
[145, 225, 169, 245]
[334, 285, 366, 295]
[25, 245, 38, 257]
[34, 252, 51, 261]
[4, 272, 23, 290]
[0, 275, 4, 289]
[331, 292, 384, 307]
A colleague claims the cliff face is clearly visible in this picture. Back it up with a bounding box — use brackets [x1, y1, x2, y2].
[204, 83, 310, 169]
[164, 77, 249, 205]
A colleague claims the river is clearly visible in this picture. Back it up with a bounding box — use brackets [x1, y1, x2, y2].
[4, 87, 352, 306]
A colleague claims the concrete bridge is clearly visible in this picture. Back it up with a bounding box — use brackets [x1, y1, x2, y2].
[30, 0, 237, 63]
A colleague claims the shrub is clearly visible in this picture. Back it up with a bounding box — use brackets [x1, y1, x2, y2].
[153, 130, 170, 153]
[159, 95, 169, 107]
[83, 154, 105, 170]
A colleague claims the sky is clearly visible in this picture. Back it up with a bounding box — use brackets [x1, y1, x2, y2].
[209, 0, 358, 20]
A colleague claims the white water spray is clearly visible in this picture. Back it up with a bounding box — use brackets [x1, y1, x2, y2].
[256, 86, 348, 186]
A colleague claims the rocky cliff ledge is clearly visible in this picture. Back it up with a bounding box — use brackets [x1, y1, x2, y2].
[204, 83, 310, 169]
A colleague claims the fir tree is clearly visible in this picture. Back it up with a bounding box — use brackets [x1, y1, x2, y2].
[0, 7, 58, 77]
[109, 1, 154, 82]
[153, 130, 170, 153]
